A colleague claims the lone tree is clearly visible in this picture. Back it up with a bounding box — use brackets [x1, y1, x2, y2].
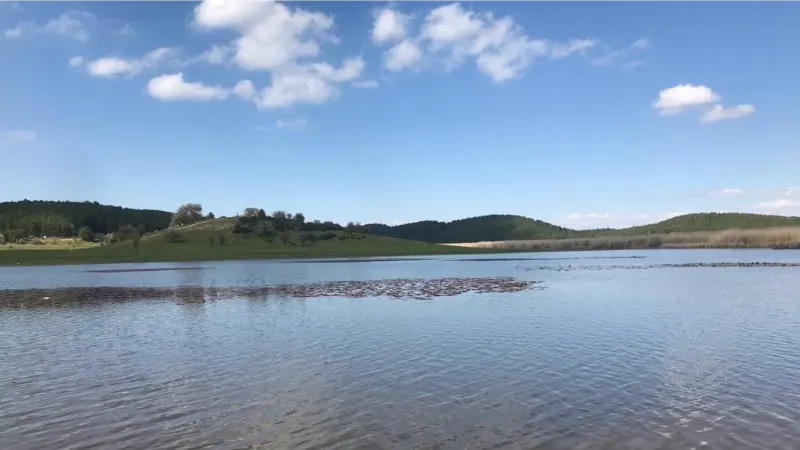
[78, 226, 94, 242]
[207, 212, 215, 220]
[118, 225, 141, 252]
[242, 207, 260, 218]
[170, 203, 204, 228]
[294, 212, 305, 231]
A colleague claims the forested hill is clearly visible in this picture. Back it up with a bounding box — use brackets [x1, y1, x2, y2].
[368, 212, 800, 243]
[0, 200, 171, 237]
[366, 215, 578, 243]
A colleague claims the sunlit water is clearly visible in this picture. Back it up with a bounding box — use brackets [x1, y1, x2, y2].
[2, 249, 800, 449]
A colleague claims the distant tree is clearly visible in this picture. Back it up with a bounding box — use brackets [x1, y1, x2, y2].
[272, 210, 289, 231]
[207, 212, 215, 220]
[170, 203, 203, 228]
[208, 236, 215, 247]
[280, 231, 291, 244]
[217, 233, 227, 246]
[299, 232, 316, 246]
[78, 226, 94, 242]
[118, 225, 142, 252]
[243, 207, 260, 218]
[258, 209, 267, 220]
[294, 212, 306, 230]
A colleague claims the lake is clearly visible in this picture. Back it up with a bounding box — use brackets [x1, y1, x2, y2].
[2, 249, 800, 449]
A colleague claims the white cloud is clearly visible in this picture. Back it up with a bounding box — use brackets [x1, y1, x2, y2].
[198, 45, 232, 64]
[256, 58, 364, 108]
[194, 0, 335, 71]
[700, 104, 756, 124]
[5, 10, 94, 41]
[591, 37, 649, 68]
[653, 84, 720, 115]
[68, 56, 85, 67]
[86, 47, 180, 77]
[372, 7, 409, 44]
[711, 188, 745, 197]
[147, 73, 230, 102]
[352, 79, 379, 89]
[2, 129, 36, 141]
[275, 118, 307, 130]
[189, 0, 366, 109]
[375, 3, 599, 83]
[384, 40, 423, 71]
[756, 199, 800, 210]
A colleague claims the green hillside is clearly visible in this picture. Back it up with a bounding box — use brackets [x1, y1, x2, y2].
[0, 219, 484, 266]
[366, 214, 577, 243]
[368, 212, 800, 243]
[608, 213, 800, 236]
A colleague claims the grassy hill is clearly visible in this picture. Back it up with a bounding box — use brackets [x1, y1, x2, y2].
[608, 213, 800, 236]
[0, 218, 485, 266]
[369, 212, 800, 243]
[366, 214, 577, 243]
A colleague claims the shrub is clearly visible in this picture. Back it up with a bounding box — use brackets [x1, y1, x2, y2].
[163, 230, 187, 243]
[31, 238, 44, 245]
[318, 231, 337, 241]
[78, 226, 94, 242]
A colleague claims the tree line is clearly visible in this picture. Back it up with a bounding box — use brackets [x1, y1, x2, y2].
[0, 200, 171, 243]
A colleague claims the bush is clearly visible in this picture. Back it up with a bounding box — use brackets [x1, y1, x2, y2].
[163, 230, 187, 243]
[318, 231, 337, 241]
[78, 226, 94, 242]
[30, 238, 44, 245]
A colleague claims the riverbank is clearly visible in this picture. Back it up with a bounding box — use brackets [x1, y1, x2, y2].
[444, 227, 800, 251]
[0, 231, 493, 267]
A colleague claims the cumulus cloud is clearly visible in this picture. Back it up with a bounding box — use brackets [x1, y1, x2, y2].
[654, 84, 756, 123]
[701, 104, 756, 124]
[255, 58, 365, 108]
[372, 7, 409, 44]
[654, 84, 720, 115]
[384, 40, 423, 71]
[4, 10, 94, 41]
[371, 3, 602, 83]
[86, 47, 180, 77]
[147, 73, 230, 102]
[187, 0, 366, 109]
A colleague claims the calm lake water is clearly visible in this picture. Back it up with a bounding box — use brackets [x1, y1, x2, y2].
[2, 249, 800, 449]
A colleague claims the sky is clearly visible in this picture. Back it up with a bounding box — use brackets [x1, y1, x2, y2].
[1, 1, 799, 229]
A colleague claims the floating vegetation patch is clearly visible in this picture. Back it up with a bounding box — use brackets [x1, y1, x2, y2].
[519, 261, 800, 272]
[0, 277, 539, 308]
[451, 255, 647, 262]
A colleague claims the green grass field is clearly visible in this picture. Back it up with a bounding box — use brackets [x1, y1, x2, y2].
[0, 227, 488, 267]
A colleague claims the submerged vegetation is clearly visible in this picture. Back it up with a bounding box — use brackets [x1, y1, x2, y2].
[0, 277, 539, 308]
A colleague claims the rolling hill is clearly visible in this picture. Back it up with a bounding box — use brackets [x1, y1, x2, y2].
[367, 212, 800, 243]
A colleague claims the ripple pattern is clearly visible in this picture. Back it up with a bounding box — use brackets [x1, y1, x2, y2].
[2, 251, 800, 449]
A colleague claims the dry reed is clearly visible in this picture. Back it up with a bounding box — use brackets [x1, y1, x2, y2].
[444, 227, 800, 251]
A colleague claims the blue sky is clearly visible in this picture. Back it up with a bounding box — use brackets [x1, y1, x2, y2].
[1, 1, 799, 229]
